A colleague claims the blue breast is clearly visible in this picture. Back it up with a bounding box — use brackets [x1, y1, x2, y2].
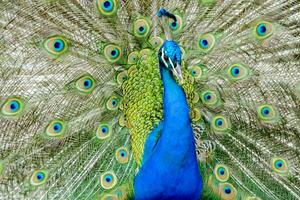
[134, 59, 203, 199]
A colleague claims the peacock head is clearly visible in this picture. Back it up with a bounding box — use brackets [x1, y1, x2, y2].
[157, 8, 183, 82]
[158, 41, 183, 81]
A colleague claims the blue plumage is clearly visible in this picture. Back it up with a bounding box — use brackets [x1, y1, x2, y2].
[134, 35, 202, 199]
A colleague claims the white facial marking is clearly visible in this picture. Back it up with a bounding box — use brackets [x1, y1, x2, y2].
[161, 47, 169, 68]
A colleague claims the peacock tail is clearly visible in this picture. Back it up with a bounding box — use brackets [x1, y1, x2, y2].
[0, 0, 299, 199]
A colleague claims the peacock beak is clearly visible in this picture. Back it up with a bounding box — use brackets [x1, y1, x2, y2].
[169, 58, 183, 83]
[160, 47, 184, 83]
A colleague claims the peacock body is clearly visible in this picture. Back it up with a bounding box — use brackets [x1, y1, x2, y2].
[0, 0, 300, 200]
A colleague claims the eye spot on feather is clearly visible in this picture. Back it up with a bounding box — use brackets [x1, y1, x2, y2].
[1, 97, 24, 117]
[117, 71, 128, 85]
[231, 67, 239, 76]
[226, 63, 250, 81]
[214, 164, 229, 182]
[171, 21, 178, 29]
[111, 49, 119, 58]
[46, 120, 66, 137]
[9, 101, 19, 112]
[189, 66, 203, 79]
[127, 51, 139, 64]
[257, 104, 279, 123]
[254, 21, 273, 40]
[102, 0, 113, 11]
[218, 183, 237, 200]
[97, 0, 117, 16]
[168, 14, 183, 34]
[201, 90, 219, 106]
[198, 33, 215, 53]
[200, 39, 208, 48]
[134, 18, 151, 38]
[106, 96, 120, 110]
[200, 90, 221, 108]
[257, 24, 266, 35]
[53, 123, 62, 132]
[96, 123, 112, 139]
[112, 186, 127, 199]
[30, 170, 48, 186]
[104, 44, 122, 63]
[75, 75, 96, 94]
[272, 157, 289, 175]
[211, 115, 230, 133]
[101, 171, 117, 190]
[115, 147, 129, 164]
[53, 40, 64, 52]
[138, 26, 145, 33]
[43, 35, 68, 58]
[224, 187, 231, 194]
[149, 36, 163, 49]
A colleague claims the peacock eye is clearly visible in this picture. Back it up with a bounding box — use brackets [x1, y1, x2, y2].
[149, 36, 163, 49]
[1, 97, 24, 117]
[43, 35, 68, 58]
[211, 115, 230, 133]
[117, 71, 128, 85]
[170, 21, 178, 29]
[214, 164, 229, 182]
[255, 21, 273, 39]
[100, 171, 117, 190]
[97, 0, 117, 16]
[45, 120, 66, 137]
[257, 104, 278, 123]
[201, 90, 219, 107]
[272, 157, 289, 174]
[226, 63, 250, 81]
[134, 18, 151, 38]
[115, 147, 129, 164]
[75, 75, 96, 94]
[189, 66, 202, 79]
[218, 183, 237, 200]
[53, 40, 64, 51]
[163, 55, 168, 61]
[168, 14, 183, 34]
[30, 170, 49, 186]
[106, 96, 120, 110]
[104, 44, 122, 63]
[96, 123, 112, 139]
[198, 33, 215, 53]
[102, 0, 113, 11]
[127, 51, 139, 64]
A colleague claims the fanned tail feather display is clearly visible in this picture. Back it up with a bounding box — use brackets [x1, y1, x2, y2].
[0, 0, 300, 199]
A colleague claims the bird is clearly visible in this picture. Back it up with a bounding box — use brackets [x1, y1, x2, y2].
[0, 0, 299, 200]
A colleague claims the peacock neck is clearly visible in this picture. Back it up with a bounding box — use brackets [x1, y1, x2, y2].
[159, 62, 193, 148]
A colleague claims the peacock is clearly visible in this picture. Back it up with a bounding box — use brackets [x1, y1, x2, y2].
[0, 0, 300, 199]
